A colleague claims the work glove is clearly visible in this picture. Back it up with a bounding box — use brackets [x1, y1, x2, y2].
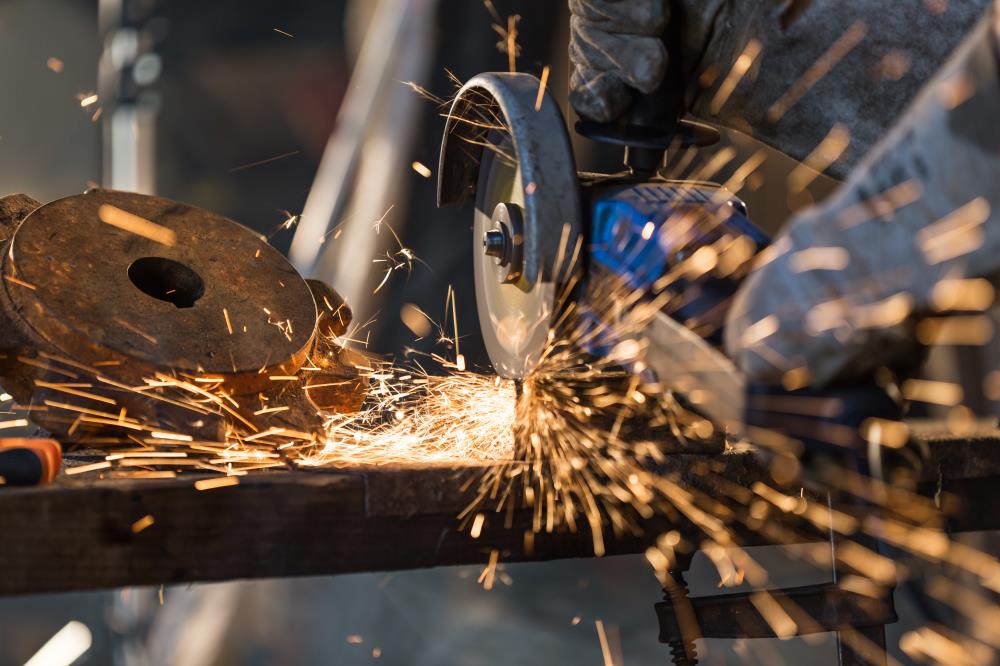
[724, 9, 1000, 388]
[568, 0, 670, 122]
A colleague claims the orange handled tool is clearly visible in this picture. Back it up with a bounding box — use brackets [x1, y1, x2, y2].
[0, 439, 61, 486]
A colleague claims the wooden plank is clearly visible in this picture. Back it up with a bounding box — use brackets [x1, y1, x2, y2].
[1, 430, 1000, 597]
[0, 453, 764, 596]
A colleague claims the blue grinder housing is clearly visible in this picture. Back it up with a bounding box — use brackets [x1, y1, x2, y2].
[586, 179, 771, 346]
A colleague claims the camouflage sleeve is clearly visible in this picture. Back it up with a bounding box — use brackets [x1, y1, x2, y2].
[682, 0, 989, 179]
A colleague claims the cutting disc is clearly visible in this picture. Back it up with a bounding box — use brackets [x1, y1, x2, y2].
[473, 135, 556, 379]
[440, 73, 581, 379]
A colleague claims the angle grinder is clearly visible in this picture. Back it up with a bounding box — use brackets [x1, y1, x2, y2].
[437, 69, 905, 468]
[437, 66, 763, 428]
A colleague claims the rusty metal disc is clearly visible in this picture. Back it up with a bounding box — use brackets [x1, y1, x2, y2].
[3, 190, 317, 392]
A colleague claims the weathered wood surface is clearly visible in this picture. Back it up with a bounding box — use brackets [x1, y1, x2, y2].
[0, 454, 761, 596]
[0, 428, 999, 597]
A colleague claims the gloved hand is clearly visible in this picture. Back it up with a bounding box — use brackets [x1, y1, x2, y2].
[568, 0, 669, 122]
[724, 10, 1000, 388]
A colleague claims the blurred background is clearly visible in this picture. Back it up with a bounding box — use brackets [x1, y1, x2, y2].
[0, 0, 948, 664]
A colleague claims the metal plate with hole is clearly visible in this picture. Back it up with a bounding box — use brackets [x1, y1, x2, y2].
[3, 190, 316, 390]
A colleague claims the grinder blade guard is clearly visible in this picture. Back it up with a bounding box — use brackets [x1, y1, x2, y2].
[438, 73, 582, 380]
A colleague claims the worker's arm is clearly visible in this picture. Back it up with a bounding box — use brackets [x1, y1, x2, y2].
[724, 2, 1000, 388]
[569, 0, 988, 178]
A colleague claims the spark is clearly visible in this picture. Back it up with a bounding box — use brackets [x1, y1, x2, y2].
[114, 318, 158, 345]
[852, 292, 913, 330]
[860, 418, 910, 449]
[449, 285, 461, 367]
[78, 93, 99, 108]
[150, 431, 194, 442]
[466, 239, 739, 555]
[917, 316, 994, 346]
[400, 303, 433, 338]
[64, 461, 112, 475]
[470, 513, 485, 538]
[4, 274, 36, 290]
[788, 123, 850, 193]
[194, 476, 240, 491]
[98, 204, 177, 246]
[19, 356, 79, 379]
[902, 379, 964, 406]
[279, 210, 300, 230]
[478, 549, 500, 590]
[273, 27, 294, 38]
[34, 380, 117, 405]
[710, 39, 762, 114]
[506, 16, 518, 72]
[901, 626, 982, 665]
[594, 620, 614, 666]
[750, 591, 798, 639]
[228, 150, 300, 173]
[484, 1, 520, 73]
[534, 65, 550, 111]
[254, 405, 290, 416]
[411, 161, 432, 178]
[788, 246, 850, 272]
[874, 49, 912, 82]
[718, 150, 768, 196]
[372, 210, 423, 295]
[919, 198, 990, 264]
[931, 278, 994, 311]
[937, 72, 975, 109]
[372, 205, 394, 235]
[243, 427, 288, 441]
[740, 315, 779, 347]
[837, 179, 923, 229]
[768, 22, 868, 122]
[308, 369, 515, 466]
[113, 470, 176, 479]
[131, 514, 155, 533]
[46, 57, 64, 73]
[223, 308, 233, 335]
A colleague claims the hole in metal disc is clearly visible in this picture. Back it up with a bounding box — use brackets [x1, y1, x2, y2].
[127, 256, 205, 309]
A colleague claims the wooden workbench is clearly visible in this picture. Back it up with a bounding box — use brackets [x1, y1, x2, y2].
[0, 428, 998, 596]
